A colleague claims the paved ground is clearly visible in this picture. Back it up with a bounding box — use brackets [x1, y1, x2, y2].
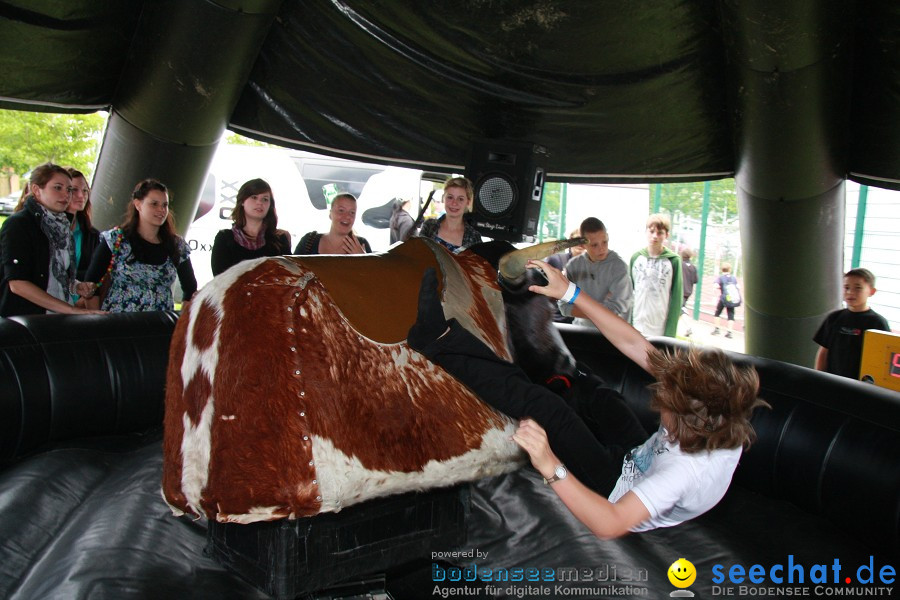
[675, 311, 745, 354]
[679, 272, 746, 353]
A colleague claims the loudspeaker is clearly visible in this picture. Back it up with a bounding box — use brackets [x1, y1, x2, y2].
[465, 141, 547, 243]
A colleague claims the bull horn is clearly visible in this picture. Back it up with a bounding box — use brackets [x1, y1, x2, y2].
[498, 237, 587, 280]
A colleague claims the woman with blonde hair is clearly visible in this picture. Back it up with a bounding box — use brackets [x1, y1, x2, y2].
[418, 176, 482, 253]
[294, 193, 371, 255]
[78, 179, 196, 312]
[211, 178, 290, 275]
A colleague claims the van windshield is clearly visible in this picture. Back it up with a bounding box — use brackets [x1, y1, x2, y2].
[294, 160, 381, 210]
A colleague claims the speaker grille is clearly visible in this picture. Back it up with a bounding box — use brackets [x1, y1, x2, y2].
[475, 175, 516, 216]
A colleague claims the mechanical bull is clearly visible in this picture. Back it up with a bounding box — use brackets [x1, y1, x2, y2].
[162, 237, 582, 523]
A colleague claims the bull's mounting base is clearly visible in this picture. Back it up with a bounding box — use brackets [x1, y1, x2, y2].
[206, 486, 470, 599]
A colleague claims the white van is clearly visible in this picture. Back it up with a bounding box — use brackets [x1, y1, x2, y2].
[185, 144, 428, 288]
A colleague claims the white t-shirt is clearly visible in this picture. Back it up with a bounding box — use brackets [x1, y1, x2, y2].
[608, 428, 741, 532]
[630, 254, 675, 336]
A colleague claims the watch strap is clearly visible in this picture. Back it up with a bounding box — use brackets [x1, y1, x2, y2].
[543, 465, 567, 485]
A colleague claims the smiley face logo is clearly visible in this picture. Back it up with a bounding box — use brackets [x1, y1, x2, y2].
[667, 558, 696, 588]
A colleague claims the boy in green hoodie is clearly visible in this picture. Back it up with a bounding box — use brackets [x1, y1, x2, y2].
[629, 214, 682, 337]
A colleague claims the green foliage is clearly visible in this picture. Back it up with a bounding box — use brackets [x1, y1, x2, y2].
[0, 109, 105, 178]
[539, 182, 563, 240]
[225, 131, 274, 147]
[652, 179, 738, 225]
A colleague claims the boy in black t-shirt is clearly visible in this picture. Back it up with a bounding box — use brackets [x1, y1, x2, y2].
[814, 268, 890, 379]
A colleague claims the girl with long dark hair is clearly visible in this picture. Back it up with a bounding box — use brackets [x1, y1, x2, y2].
[210, 178, 290, 275]
[65, 168, 100, 304]
[78, 179, 197, 312]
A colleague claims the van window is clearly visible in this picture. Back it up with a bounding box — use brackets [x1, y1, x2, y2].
[295, 161, 382, 209]
[361, 198, 397, 230]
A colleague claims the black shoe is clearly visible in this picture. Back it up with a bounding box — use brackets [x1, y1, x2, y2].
[725, 331, 733, 339]
[407, 267, 448, 350]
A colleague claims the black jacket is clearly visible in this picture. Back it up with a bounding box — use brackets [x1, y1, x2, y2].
[210, 229, 291, 276]
[293, 231, 371, 255]
[0, 202, 53, 316]
[72, 218, 100, 282]
[389, 208, 416, 244]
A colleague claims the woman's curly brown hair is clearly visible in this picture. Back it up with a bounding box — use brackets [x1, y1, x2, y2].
[646, 347, 768, 453]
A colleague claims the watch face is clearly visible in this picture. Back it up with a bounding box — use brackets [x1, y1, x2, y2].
[554, 465, 567, 479]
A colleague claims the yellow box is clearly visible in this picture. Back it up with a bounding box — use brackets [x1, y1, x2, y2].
[859, 329, 900, 392]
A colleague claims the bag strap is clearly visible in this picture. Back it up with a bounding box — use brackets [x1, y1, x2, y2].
[97, 228, 125, 291]
[412, 190, 435, 231]
[303, 231, 319, 254]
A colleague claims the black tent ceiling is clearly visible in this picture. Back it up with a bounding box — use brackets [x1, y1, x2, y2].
[2, 0, 898, 186]
[1, 0, 898, 365]
[229, 1, 735, 180]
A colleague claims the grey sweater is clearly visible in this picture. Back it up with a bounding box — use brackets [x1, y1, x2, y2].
[558, 250, 633, 327]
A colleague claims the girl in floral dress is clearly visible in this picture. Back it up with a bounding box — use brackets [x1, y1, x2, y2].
[79, 179, 196, 312]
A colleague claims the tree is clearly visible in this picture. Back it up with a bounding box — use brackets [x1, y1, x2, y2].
[539, 182, 563, 240]
[653, 180, 738, 225]
[225, 131, 274, 147]
[0, 109, 106, 178]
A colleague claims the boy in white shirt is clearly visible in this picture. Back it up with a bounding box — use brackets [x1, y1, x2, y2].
[630, 214, 683, 337]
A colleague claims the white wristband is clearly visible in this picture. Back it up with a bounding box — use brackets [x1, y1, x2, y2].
[561, 282, 580, 304]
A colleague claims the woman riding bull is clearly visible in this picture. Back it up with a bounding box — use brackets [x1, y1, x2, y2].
[407, 248, 765, 539]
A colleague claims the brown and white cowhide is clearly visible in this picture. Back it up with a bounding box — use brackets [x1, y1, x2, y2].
[162, 238, 526, 523]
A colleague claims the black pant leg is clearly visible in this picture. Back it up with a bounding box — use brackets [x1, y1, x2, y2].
[413, 320, 623, 494]
[553, 373, 649, 493]
[568, 376, 650, 450]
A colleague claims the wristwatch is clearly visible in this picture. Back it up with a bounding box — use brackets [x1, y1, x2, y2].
[543, 464, 568, 485]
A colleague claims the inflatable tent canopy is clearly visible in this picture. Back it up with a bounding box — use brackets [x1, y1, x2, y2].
[1, 0, 899, 364]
